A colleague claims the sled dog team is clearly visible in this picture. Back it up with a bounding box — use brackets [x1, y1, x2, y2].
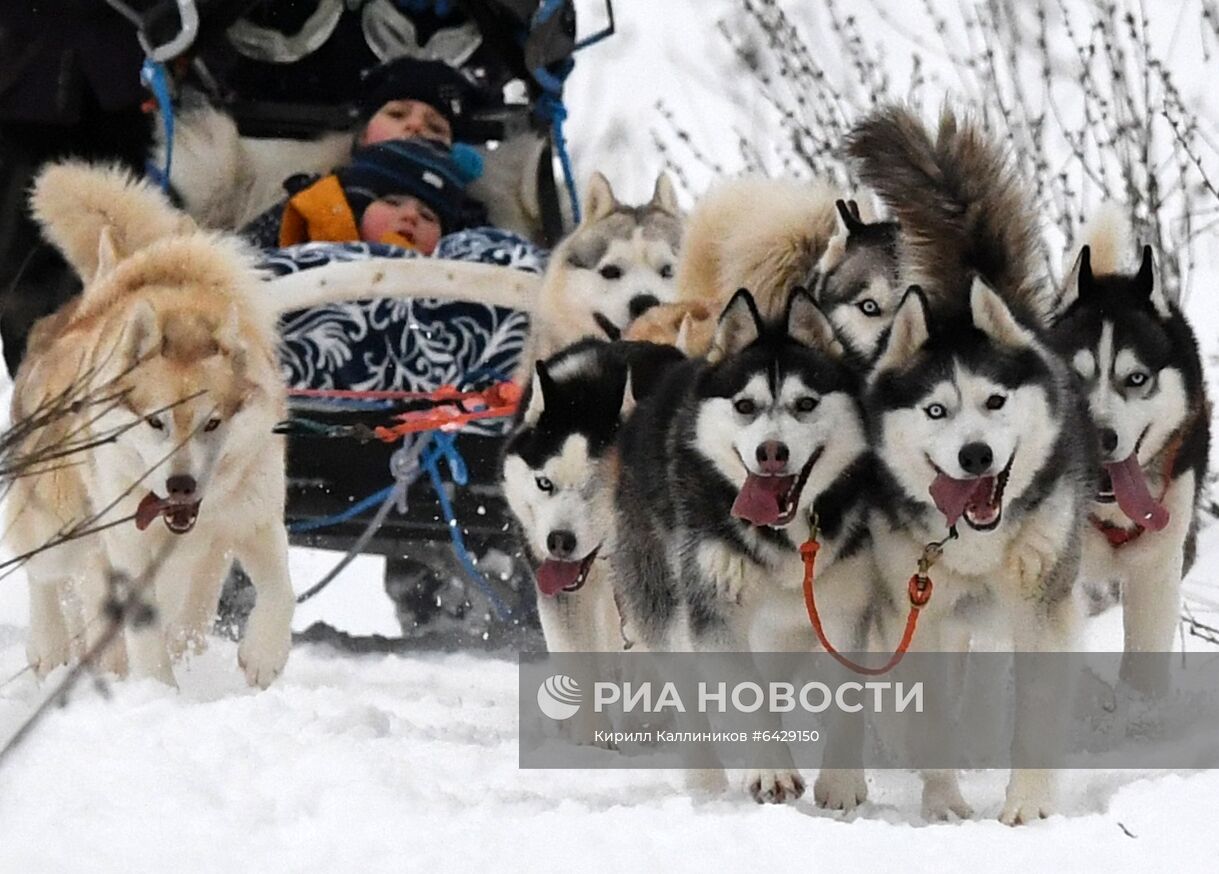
[8, 103, 1208, 824]
[501, 106, 1209, 823]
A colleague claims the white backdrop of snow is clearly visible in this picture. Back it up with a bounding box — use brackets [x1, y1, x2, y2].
[2, 1, 1219, 870]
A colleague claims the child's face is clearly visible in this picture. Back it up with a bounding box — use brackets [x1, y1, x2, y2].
[360, 194, 444, 254]
[361, 99, 453, 146]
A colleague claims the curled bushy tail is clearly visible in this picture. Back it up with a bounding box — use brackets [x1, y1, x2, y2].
[847, 105, 1048, 325]
[30, 161, 196, 287]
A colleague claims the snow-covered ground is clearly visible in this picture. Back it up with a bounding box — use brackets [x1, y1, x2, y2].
[3, 0, 1219, 870]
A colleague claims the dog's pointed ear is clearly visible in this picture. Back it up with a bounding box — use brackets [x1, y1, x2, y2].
[708, 288, 761, 363]
[125, 298, 161, 364]
[787, 287, 843, 358]
[874, 286, 929, 373]
[583, 172, 619, 223]
[1057, 245, 1090, 317]
[649, 172, 680, 216]
[619, 368, 637, 420]
[523, 361, 551, 426]
[95, 226, 120, 281]
[970, 277, 1034, 347]
[835, 199, 863, 235]
[1135, 244, 1170, 317]
[816, 200, 856, 276]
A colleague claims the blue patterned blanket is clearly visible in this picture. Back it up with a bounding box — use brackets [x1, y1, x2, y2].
[259, 229, 541, 436]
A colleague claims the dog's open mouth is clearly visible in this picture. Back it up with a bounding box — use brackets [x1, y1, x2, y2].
[928, 455, 1013, 532]
[1100, 453, 1170, 530]
[535, 547, 599, 597]
[731, 448, 822, 528]
[136, 492, 201, 535]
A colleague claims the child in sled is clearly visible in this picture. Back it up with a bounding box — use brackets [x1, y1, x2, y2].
[242, 136, 485, 253]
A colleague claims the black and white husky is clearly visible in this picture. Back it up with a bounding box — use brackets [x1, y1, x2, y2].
[501, 339, 684, 653]
[613, 288, 874, 804]
[847, 106, 1096, 824]
[1050, 212, 1210, 695]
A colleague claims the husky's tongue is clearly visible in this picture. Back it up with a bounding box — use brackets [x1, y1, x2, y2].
[536, 560, 584, 597]
[1105, 454, 1170, 531]
[929, 474, 992, 528]
[732, 474, 795, 526]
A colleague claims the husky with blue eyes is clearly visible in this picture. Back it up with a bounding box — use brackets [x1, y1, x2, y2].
[1048, 211, 1209, 697]
[849, 105, 1095, 825]
[612, 287, 875, 806]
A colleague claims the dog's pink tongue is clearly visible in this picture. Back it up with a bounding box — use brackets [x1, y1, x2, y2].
[536, 560, 583, 597]
[1106, 454, 1170, 531]
[732, 474, 792, 526]
[929, 474, 984, 528]
[135, 492, 168, 531]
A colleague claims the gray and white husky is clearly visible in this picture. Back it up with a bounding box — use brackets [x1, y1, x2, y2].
[847, 106, 1095, 824]
[810, 198, 902, 360]
[613, 288, 875, 804]
[261, 171, 683, 381]
[501, 338, 685, 654]
[1049, 213, 1210, 695]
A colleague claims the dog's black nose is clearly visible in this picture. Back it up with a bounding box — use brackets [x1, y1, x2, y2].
[756, 440, 790, 474]
[629, 294, 660, 321]
[958, 442, 993, 476]
[166, 475, 197, 501]
[1099, 427, 1119, 455]
[547, 530, 578, 559]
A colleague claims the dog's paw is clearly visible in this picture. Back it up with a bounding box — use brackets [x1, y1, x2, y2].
[999, 771, 1055, 825]
[813, 768, 867, 812]
[921, 776, 973, 821]
[238, 633, 290, 689]
[26, 634, 70, 679]
[746, 768, 805, 804]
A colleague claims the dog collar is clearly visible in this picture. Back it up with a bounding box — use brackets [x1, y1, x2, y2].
[1088, 514, 1145, 548]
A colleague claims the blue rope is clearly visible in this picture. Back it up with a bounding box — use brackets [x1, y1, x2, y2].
[141, 59, 174, 193]
[288, 486, 396, 534]
[421, 432, 512, 620]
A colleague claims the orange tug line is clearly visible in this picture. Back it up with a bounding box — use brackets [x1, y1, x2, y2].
[801, 517, 951, 676]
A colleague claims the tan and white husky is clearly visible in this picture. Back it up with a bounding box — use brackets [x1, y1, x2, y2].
[8, 162, 294, 688]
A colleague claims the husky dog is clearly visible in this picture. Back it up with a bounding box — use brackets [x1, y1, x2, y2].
[635, 176, 899, 358]
[262, 171, 683, 378]
[848, 106, 1095, 824]
[1049, 213, 1209, 695]
[8, 162, 294, 688]
[501, 338, 684, 653]
[809, 199, 902, 359]
[613, 288, 874, 803]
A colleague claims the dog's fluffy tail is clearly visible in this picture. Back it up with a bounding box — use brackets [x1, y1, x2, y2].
[263, 258, 542, 316]
[1075, 202, 1133, 276]
[847, 105, 1047, 324]
[31, 161, 196, 286]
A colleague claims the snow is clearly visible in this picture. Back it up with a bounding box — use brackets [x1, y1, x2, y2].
[3, 613, 1219, 872]
[3, 0, 1219, 869]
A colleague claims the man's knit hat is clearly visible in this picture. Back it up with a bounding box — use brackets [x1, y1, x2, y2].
[358, 57, 492, 136]
[336, 138, 483, 233]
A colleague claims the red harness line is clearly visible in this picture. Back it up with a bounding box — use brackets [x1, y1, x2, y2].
[288, 382, 522, 444]
[800, 531, 944, 676]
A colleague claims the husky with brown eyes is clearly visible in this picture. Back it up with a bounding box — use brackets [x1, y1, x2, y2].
[613, 287, 874, 808]
[10, 162, 294, 691]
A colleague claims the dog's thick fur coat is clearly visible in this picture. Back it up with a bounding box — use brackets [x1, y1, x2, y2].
[850, 105, 1094, 824]
[10, 162, 294, 688]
